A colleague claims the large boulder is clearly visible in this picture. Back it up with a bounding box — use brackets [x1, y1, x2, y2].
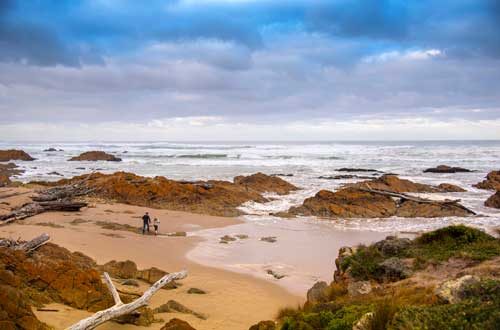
[395, 200, 474, 218]
[347, 175, 464, 193]
[474, 171, 500, 190]
[378, 257, 412, 281]
[423, 165, 471, 173]
[69, 151, 122, 162]
[0, 150, 35, 161]
[435, 275, 481, 304]
[233, 172, 298, 195]
[436, 183, 466, 192]
[306, 281, 329, 304]
[38, 171, 296, 217]
[485, 191, 500, 209]
[288, 188, 397, 218]
[161, 318, 197, 330]
[374, 236, 411, 257]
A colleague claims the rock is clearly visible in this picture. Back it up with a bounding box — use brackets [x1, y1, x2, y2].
[286, 186, 473, 219]
[266, 269, 285, 280]
[485, 191, 500, 209]
[166, 231, 187, 237]
[395, 199, 473, 218]
[271, 173, 293, 177]
[220, 235, 237, 243]
[352, 312, 374, 330]
[0, 150, 35, 161]
[319, 175, 375, 180]
[100, 260, 138, 279]
[374, 236, 411, 257]
[306, 281, 328, 304]
[122, 279, 140, 287]
[43, 148, 58, 152]
[233, 172, 298, 195]
[161, 318, 197, 330]
[474, 170, 500, 190]
[249, 320, 276, 330]
[436, 183, 466, 192]
[47, 171, 63, 176]
[235, 234, 249, 239]
[154, 300, 207, 319]
[347, 281, 372, 296]
[187, 287, 206, 294]
[76, 167, 85, 170]
[260, 236, 277, 243]
[115, 307, 156, 326]
[136, 267, 167, 284]
[423, 165, 471, 173]
[288, 188, 397, 218]
[378, 257, 412, 281]
[69, 151, 122, 162]
[347, 175, 450, 193]
[41, 171, 296, 217]
[435, 275, 481, 304]
[337, 168, 380, 172]
[0, 175, 11, 187]
[0, 243, 112, 313]
[0, 163, 23, 187]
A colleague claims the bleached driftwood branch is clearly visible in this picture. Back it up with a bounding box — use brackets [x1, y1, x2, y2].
[0, 233, 50, 251]
[66, 270, 188, 330]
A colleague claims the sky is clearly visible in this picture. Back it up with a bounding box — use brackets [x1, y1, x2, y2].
[1, 0, 500, 141]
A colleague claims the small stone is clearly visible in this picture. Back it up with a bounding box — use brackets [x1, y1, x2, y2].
[260, 236, 277, 243]
[266, 269, 285, 280]
[187, 288, 207, 294]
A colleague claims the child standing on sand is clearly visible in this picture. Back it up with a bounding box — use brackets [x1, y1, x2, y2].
[153, 218, 160, 235]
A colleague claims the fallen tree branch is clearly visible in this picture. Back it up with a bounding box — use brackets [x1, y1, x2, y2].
[0, 201, 87, 223]
[0, 233, 50, 251]
[66, 270, 188, 330]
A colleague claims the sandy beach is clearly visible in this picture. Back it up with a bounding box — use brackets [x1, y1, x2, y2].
[0, 189, 304, 330]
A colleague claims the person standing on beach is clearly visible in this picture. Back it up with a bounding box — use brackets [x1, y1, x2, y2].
[153, 218, 160, 235]
[142, 212, 151, 234]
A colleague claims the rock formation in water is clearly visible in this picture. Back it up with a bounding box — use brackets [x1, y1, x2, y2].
[345, 174, 465, 193]
[423, 165, 472, 173]
[0, 149, 35, 162]
[35, 171, 297, 217]
[0, 163, 24, 187]
[286, 187, 473, 219]
[474, 170, 500, 190]
[485, 191, 500, 209]
[69, 151, 122, 162]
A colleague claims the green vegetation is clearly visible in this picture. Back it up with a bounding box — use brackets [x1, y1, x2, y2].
[341, 225, 500, 282]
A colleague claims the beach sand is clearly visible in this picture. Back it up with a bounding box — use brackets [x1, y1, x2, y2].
[0, 196, 302, 330]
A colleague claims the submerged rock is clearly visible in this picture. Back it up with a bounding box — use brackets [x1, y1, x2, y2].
[485, 191, 500, 209]
[0, 149, 35, 161]
[337, 168, 380, 173]
[69, 151, 122, 162]
[474, 170, 500, 190]
[423, 165, 471, 173]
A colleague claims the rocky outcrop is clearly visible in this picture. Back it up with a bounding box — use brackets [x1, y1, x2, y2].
[41, 171, 297, 217]
[306, 281, 328, 304]
[0, 150, 35, 161]
[0, 162, 24, 187]
[435, 275, 481, 304]
[287, 187, 473, 219]
[100, 260, 178, 289]
[161, 318, 197, 330]
[346, 175, 465, 193]
[69, 151, 122, 162]
[233, 172, 297, 195]
[347, 281, 372, 296]
[485, 191, 500, 209]
[423, 165, 471, 173]
[474, 170, 500, 190]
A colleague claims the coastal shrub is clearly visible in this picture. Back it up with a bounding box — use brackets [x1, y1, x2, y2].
[280, 304, 371, 330]
[370, 298, 399, 330]
[388, 280, 500, 330]
[343, 226, 500, 281]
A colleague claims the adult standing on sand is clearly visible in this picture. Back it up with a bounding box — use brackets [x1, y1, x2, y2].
[142, 212, 151, 234]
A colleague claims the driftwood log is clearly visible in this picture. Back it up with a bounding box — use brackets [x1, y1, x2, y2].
[0, 201, 87, 223]
[66, 270, 188, 330]
[0, 233, 50, 252]
[357, 186, 477, 215]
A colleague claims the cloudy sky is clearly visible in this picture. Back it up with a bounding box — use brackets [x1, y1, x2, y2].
[1, 0, 500, 141]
